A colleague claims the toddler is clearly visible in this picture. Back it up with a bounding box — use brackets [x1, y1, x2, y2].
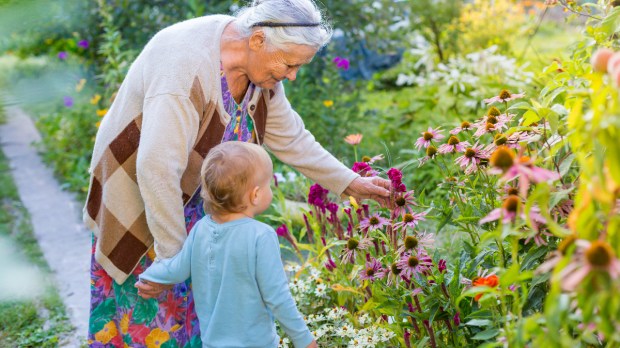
[137, 141, 317, 348]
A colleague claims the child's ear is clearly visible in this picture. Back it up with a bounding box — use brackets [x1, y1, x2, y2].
[250, 186, 260, 205]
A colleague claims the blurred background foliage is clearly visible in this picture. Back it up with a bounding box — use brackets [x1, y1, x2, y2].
[0, 0, 577, 200]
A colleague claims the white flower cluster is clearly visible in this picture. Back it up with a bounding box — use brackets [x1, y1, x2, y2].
[287, 265, 330, 303]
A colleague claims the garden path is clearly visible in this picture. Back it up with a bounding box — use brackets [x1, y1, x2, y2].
[0, 106, 90, 346]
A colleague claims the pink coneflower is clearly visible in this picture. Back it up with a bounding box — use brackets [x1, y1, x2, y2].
[341, 237, 373, 264]
[387, 262, 404, 286]
[418, 145, 438, 167]
[438, 136, 470, 154]
[415, 127, 445, 150]
[559, 240, 620, 291]
[396, 232, 434, 255]
[479, 195, 546, 226]
[523, 227, 554, 246]
[483, 89, 525, 104]
[359, 257, 386, 282]
[396, 249, 433, 279]
[490, 151, 560, 196]
[391, 190, 418, 217]
[359, 214, 390, 232]
[392, 212, 427, 232]
[344, 133, 363, 145]
[537, 235, 578, 274]
[450, 121, 473, 135]
[454, 142, 488, 174]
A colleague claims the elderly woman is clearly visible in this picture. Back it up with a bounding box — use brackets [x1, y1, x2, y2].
[84, 0, 389, 346]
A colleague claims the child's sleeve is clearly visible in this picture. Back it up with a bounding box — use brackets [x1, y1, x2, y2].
[139, 222, 197, 284]
[255, 230, 314, 348]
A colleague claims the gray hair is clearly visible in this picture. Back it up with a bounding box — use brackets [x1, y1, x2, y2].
[233, 0, 332, 51]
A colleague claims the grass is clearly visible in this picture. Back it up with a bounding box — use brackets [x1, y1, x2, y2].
[0, 106, 74, 347]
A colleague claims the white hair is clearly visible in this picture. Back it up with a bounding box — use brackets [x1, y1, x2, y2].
[233, 0, 333, 51]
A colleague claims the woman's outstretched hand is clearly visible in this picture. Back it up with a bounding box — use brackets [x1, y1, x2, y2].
[135, 279, 173, 299]
[343, 176, 391, 206]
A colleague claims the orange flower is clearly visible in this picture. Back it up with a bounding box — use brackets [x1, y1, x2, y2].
[472, 274, 499, 301]
[120, 313, 130, 335]
[94, 321, 118, 344]
[344, 134, 363, 145]
[145, 328, 170, 348]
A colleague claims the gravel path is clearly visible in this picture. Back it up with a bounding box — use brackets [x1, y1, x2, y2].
[0, 106, 90, 346]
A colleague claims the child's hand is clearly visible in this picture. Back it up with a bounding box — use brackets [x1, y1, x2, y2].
[306, 340, 318, 348]
[134, 279, 173, 299]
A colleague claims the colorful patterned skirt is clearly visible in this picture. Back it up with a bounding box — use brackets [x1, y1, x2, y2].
[88, 192, 206, 348]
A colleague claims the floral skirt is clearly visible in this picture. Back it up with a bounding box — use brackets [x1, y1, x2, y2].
[88, 191, 206, 348]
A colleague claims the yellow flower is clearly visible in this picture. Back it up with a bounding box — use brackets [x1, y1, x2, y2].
[96, 109, 108, 117]
[95, 121, 101, 128]
[145, 328, 170, 348]
[120, 313, 129, 334]
[349, 196, 359, 210]
[94, 321, 118, 344]
[76, 78, 86, 92]
[90, 94, 102, 105]
[323, 100, 334, 108]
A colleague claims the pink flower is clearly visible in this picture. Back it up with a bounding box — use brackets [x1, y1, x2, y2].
[363, 154, 384, 164]
[559, 240, 620, 291]
[325, 257, 337, 272]
[344, 133, 363, 145]
[391, 190, 418, 218]
[418, 145, 438, 167]
[351, 162, 377, 177]
[396, 249, 433, 279]
[479, 195, 546, 226]
[341, 237, 373, 264]
[359, 258, 386, 282]
[437, 259, 447, 273]
[57, 51, 68, 60]
[63, 96, 73, 107]
[359, 214, 390, 232]
[450, 121, 473, 135]
[494, 155, 561, 197]
[454, 142, 489, 174]
[308, 183, 329, 209]
[438, 136, 470, 154]
[333, 56, 350, 70]
[78, 39, 90, 49]
[396, 232, 434, 255]
[392, 212, 427, 232]
[415, 127, 445, 150]
[276, 224, 299, 252]
[483, 89, 526, 104]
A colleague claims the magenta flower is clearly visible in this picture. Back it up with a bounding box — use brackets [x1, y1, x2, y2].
[559, 240, 620, 291]
[324, 257, 337, 272]
[391, 190, 418, 218]
[359, 214, 390, 232]
[77, 39, 89, 49]
[438, 136, 470, 154]
[387, 167, 406, 192]
[479, 195, 546, 226]
[308, 183, 329, 209]
[341, 237, 373, 264]
[483, 89, 526, 104]
[450, 121, 473, 135]
[366, 154, 384, 164]
[276, 224, 299, 252]
[396, 249, 433, 279]
[392, 212, 427, 232]
[453, 312, 461, 326]
[415, 127, 445, 150]
[333, 56, 350, 70]
[57, 51, 68, 60]
[351, 162, 377, 177]
[454, 142, 489, 174]
[438, 259, 447, 273]
[359, 257, 386, 282]
[63, 96, 73, 107]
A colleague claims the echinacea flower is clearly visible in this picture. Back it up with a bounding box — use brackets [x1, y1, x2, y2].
[454, 142, 488, 174]
[359, 214, 390, 232]
[536, 234, 577, 274]
[391, 190, 418, 217]
[483, 89, 525, 104]
[392, 212, 427, 232]
[438, 136, 470, 154]
[396, 249, 433, 279]
[479, 194, 546, 226]
[344, 133, 363, 145]
[361, 154, 384, 164]
[450, 121, 472, 135]
[359, 257, 386, 282]
[387, 262, 404, 286]
[396, 232, 434, 255]
[333, 56, 350, 70]
[341, 237, 373, 263]
[491, 151, 560, 196]
[419, 145, 438, 166]
[415, 127, 445, 150]
[559, 239, 620, 291]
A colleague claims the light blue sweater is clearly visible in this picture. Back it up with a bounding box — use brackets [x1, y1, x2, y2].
[140, 216, 313, 348]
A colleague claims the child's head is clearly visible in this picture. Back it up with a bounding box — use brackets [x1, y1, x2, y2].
[200, 141, 273, 216]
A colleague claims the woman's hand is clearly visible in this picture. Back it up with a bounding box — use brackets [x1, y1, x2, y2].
[343, 176, 391, 206]
[306, 340, 318, 348]
[134, 279, 173, 299]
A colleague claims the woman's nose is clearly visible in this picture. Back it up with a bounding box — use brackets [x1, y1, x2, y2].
[286, 67, 299, 81]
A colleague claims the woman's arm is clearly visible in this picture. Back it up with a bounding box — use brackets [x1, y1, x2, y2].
[255, 230, 314, 348]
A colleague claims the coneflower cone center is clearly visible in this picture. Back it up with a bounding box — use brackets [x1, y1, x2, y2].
[396, 197, 406, 206]
[490, 147, 515, 171]
[485, 123, 495, 131]
[502, 195, 520, 212]
[586, 241, 614, 267]
[558, 235, 577, 255]
[362, 155, 371, 162]
[494, 133, 508, 145]
[408, 256, 419, 267]
[366, 268, 375, 276]
[423, 132, 434, 141]
[369, 217, 379, 225]
[403, 214, 414, 223]
[461, 121, 471, 129]
[465, 148, 476, 158]
[488, 106, 501, 116]
[347, 238, 359, 250]
[499, 89, 511, 99]
[404, 236, 418, 249]
[426, 146, 437, 157]
[391, 263, 401, 274]
[448, 136, 460, 145]
[507, 187, 519, 196]
[487, 116, 498, 124]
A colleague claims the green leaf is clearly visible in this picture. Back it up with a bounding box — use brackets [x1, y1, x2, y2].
[600, 6, 620, 36]
[89, 299, 116, 333]
[472, 328, 500, 340]
[464, 319, 492, 327]
[522, 110, 541, 126]
[133, 298, 159, 325]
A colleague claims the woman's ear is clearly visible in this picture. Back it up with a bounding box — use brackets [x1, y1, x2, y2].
[249, 30, 265, 52]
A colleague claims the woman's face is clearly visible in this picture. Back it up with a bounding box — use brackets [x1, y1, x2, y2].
[247, 32, 318, 89]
